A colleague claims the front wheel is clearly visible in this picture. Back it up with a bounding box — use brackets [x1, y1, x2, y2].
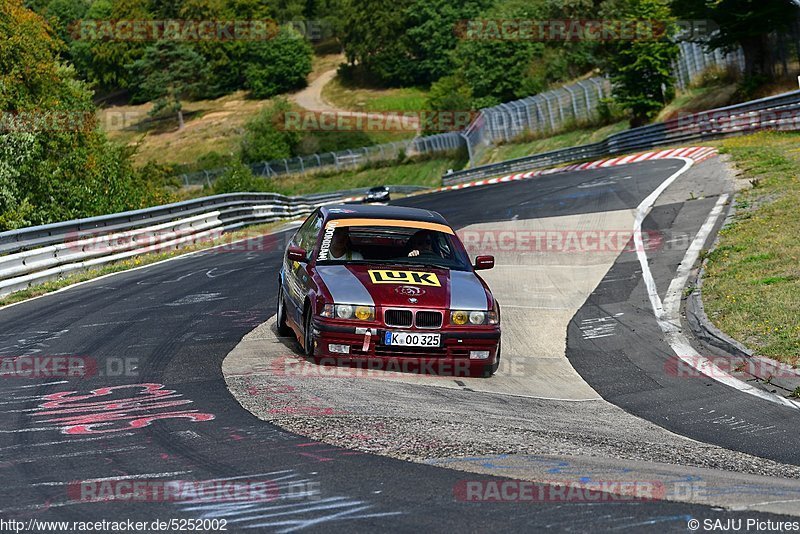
[480, 341, 501, 378]
[276, 285, 291, 337]
[303, 308, 316, 358]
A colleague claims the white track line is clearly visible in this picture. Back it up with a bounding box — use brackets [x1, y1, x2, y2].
[633, 158, 800, 410]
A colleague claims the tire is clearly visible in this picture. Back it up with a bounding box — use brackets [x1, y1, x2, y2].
[276, 285, 291, 337]
[303, 307, 316, 358]
[481, 341, 501, 378]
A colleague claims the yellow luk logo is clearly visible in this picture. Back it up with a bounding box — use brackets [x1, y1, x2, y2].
[368, 270, 441, 287]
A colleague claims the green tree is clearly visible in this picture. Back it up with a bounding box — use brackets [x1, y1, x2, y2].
[427, 74, 473, 112]
[243, 28, 313, 98]
[212, 160, 267, 194]
[449, 0, 549, 105]
[401, 0, 493, 85]
[130, 42, 209, 129]
[38, 0, 90, 48]
[671, 0, 799, 80]
[340, 0, 492, 86]
[339, 0, 413, 85]
[174, 0, 271, 98]
[68, 0, 150, 92]
[0, 0, 170, 230]
[240, 98, 302, 163]
[602, 0, 679, 126]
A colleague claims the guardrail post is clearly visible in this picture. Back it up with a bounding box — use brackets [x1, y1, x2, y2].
[523, 98, 535, 132]
[533, 97, 544, 130]
[499, 104, 514, 141]
[577, 81, 591, 119]
[542, 93, 556, 131]
[461, 132, 474, 166]
[564, 85, 579, 121]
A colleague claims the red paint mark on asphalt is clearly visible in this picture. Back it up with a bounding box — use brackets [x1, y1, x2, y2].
[26, 383, 215, 435]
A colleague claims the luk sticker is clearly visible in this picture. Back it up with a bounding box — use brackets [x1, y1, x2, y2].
[368, 270, 440, 287]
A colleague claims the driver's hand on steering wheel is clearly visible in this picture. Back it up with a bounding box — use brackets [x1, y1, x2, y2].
[408, 250, 420, 257]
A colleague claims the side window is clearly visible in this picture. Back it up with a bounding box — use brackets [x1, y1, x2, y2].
[296, 211, 323, 255]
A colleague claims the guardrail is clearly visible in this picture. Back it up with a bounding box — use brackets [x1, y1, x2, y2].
[0, 185, 427, 298]
[444, 89, 800, 185]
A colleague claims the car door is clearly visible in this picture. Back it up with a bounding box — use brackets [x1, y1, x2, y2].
[284, 210, 322, 325]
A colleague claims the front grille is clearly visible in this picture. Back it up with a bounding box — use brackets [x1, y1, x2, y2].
[415, 310, 443, 329]
[384, 309, 413, 327]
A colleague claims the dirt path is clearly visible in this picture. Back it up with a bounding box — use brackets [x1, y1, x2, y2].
[290, 68, 420, 131]
[291, 68, 340, 112]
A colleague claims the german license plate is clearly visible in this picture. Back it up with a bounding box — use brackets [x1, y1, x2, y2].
[384, 331, 441, 347]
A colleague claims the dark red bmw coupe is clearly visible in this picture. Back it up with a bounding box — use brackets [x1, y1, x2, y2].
[277, 204, 501, 377]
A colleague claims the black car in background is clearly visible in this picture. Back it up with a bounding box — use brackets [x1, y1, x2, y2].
[363, 186, 391, 203]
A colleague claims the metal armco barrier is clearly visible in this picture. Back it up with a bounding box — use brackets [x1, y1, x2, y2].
[443, 89, 800, 185]
[0, 186, 427, 298]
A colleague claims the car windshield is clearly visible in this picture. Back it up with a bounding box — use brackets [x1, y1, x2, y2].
[316, 224, 472, 271]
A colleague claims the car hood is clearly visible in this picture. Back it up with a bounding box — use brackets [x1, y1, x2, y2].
[316, 264, 490, 310]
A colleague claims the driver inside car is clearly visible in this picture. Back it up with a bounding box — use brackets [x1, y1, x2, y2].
[329, 227, 364, 260]
[406, 230, 436, 257]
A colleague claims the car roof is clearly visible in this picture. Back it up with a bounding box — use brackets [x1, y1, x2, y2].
[321, 204, 449, 225]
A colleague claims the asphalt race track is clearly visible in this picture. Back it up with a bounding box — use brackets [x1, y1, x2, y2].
[1, 156, 799, 532]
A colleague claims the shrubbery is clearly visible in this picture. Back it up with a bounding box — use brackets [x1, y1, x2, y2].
[244, 29, 313, 99]
[0, 0, 171, 231]
[32, 0, 316, 103]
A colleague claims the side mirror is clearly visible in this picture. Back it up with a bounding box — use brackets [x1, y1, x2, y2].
[287, 245, 307, 262]
[474, 255, 494, 270]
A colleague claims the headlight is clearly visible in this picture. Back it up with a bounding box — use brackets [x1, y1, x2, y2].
[468, 311, 485, 325]
[322, 304, 375, 321]
[450, 310, 497, 325]
[451, 310, 469, 325]
[354, 305, 374, 320]
[336, 304, 354, 319]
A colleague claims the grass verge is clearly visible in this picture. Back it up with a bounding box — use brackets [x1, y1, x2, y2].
[321, 76, 429, 113]
[478, 121, 629, 165]
[204, 155, 459, 199]
[0, 220, 288, 308]
[702, 131, 800, 365]
[261, 157, 454, 196]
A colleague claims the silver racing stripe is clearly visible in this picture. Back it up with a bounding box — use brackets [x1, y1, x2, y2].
[317, 265, 375, 306]
[449, 271, 489, 310]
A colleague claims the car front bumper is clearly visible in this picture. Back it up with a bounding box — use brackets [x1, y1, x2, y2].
[311, 319, 500, 377]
